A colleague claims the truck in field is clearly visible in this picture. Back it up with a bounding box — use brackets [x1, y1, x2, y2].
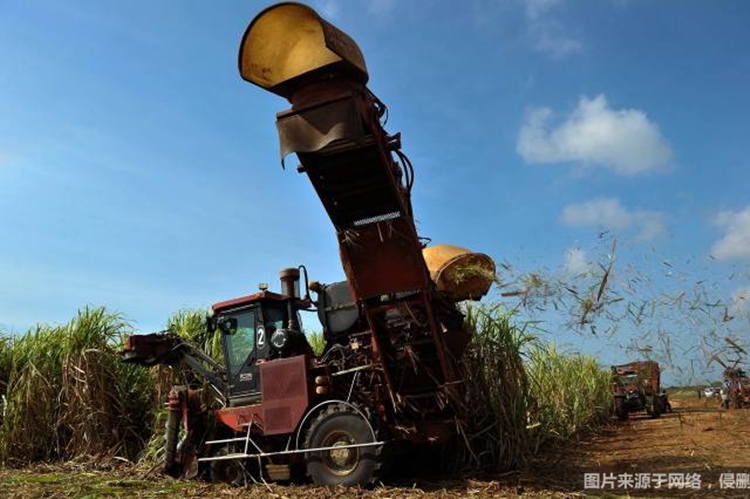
[611, 361, 669, 420]
[121, 3, 494, 486]
[711, 355, 750, 409]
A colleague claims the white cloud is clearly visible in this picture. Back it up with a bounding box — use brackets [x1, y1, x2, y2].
[517, 95, 673, 175]
[561, 198, 631, 230]
[561, 197, 666, 241]
[531, 24, 583, 58]
[521, 0, 582, 58]
[711, 207, 750, 260]
[562, 247, 592, 275]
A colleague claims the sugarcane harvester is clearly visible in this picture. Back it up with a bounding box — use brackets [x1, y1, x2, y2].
[121, 2, 495, 486]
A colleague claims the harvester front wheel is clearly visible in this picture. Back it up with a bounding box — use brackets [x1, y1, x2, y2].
[650, 405, 661, 419]
[209, 447, 246, 486]
[614, 397, 628, 421]
[732, 392, 742, 409]
[304, 404, 380, 486]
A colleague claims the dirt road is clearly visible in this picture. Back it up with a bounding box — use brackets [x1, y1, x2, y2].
[523, 393, 750, 497]
[1, 394, 748, 497]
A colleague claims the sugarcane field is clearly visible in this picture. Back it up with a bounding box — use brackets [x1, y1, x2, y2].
[1, 389, 749, 498]
[1, 2, 749, 498]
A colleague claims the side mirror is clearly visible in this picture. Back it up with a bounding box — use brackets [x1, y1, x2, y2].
[206, 315, 217, 333]
[218, 317, 238, 335]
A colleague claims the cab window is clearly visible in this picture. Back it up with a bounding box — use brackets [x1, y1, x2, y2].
[225, 309, 256, 377]
[263, 306, 286, 333]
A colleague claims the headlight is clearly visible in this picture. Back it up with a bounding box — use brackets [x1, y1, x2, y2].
[271, 329, 289, 350]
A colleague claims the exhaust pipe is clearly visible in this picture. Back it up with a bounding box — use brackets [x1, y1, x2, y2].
[280, 267, 301, 331]
[279, 267, 301, 299]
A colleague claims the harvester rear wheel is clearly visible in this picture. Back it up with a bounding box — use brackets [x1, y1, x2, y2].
[304, 403, 380, 486]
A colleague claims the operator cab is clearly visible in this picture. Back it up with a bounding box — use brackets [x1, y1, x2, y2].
[209, 284, 312, 404]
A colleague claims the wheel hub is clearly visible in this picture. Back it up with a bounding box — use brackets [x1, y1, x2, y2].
[323, 431, 358, 475]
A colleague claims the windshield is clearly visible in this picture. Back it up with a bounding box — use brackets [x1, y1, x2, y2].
[224, 309, 256, 377]
[264, 306, 286, 333]
[262, 305, 303, 333]
[616, 373, 638, 386]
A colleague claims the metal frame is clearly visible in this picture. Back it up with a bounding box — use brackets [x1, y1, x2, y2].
[198, 440, 386, 463]
[199, 398, 384, 466]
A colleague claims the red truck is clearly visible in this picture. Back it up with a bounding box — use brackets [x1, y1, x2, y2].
[612, 361, 669, 420]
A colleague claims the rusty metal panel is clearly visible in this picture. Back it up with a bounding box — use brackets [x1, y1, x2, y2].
[339, 220, 428, 299]
[286, 91, 434, 302]
[215, 404, 264, 433]
[260, 355, 310, 436]
[286, 89, 460, 401]
[121, 333, 181, 365]
[298, 141, 403, 230]
[252, 33, 464, 422]
[276, 95, 365, 160]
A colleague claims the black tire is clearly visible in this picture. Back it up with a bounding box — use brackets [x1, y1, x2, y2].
[209, 447, 246, 486]
[732, 392, 742, 409]
[614, 397, 628, 421]
[650, 397, 662, 419]
[304, 403, 380, 486]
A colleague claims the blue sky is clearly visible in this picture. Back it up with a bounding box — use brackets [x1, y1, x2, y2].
[1, 0, 748, 384]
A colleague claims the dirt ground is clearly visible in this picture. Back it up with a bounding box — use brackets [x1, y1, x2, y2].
[1, 394, 748, 498]
[520, 393, 750, 497]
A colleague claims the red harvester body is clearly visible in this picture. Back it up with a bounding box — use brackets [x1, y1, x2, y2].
[122, 3, 494, 487]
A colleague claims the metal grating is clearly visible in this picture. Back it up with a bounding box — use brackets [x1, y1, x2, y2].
[261, 359, 306, 402]
[264, 407, 292, 434]
[352, 210, 401, 227]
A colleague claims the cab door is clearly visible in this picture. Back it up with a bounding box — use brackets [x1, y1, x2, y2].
[222, 307, 262, 398]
